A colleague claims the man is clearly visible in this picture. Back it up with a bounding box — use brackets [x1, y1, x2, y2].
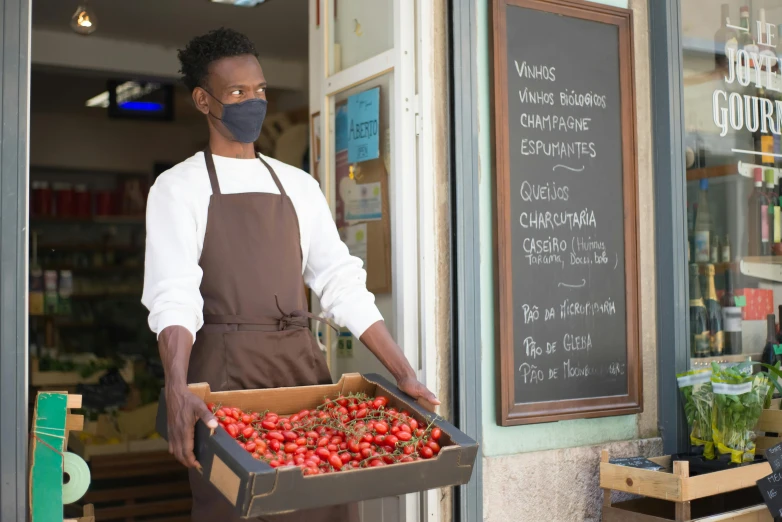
[141, 28, 439, 522]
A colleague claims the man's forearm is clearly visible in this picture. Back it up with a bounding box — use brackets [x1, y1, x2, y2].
[159, 326, 195, 389]
[358, 321, 416, 382]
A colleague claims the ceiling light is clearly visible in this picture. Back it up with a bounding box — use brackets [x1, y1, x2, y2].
[70, 1, 98, 35]
[210, 0, 267, 7]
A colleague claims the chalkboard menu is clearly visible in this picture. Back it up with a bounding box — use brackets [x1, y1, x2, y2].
[492, 0, 641, 425]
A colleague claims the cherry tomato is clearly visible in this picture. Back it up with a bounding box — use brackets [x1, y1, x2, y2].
[400, 424, 412, 434]
[362, 433, 374, 443]
[340, 452, 351, 464]
[226, 424, 239, 438]
[296, 437, 307, 446]
[403, 445, 415, 455]
[375, 422, 389, 435]
[242, 427, 255, 439]
[373, 396, 389, 409]
[361, 448, 374, 459]
[397, 431, 412, 442]
[369, 459, 385, 467]
[327, 444, 338, 452]
[400, 456, 414, 463]
[427, 441, 441, 454]
[420, 447, 434, 459]
[409, 419, 419, 430]
[269, 460, 281, 468]
[242, 414, 252, 424]
[431, 428, 442, 441]
[316, 448, 331, 460]
[267, 431, 285, 442]
[269, 439, 281, 452]
[245, 442, 256, 453]
[329, 454, 343, 469]
[384, 435, 399, 447]
[284, 443, 298, 454]
[262, 420, 277, 430]
[317, 437, 330, 447]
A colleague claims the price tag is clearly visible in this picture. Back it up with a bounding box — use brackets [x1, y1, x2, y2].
[767, 442, 782, 473]
[775, 345, 782, 356]
[734, 296, 747, 307]
[758, 471, 782, 517]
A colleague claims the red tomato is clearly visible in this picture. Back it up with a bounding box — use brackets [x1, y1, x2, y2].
[369, 459, 385, 467]
[397, 431, 412, 442]
[295, 437, 307, 446]
[327, 444, 338, 452]
[306, 431, 319, 439]
[261, 420, 277, 430]
[295, 447, 308, 455]
[226, 424, 239, 438]
[340, 452, 351, 464]
[427, 441, 441, 454]
[316, 448, 331, 460]
[356, 408, 368, 419]
[317, 437, 330, 447]
[298, 410, 310, 418]
[215, 408, 226, 418]
[359, 442, 371, 450]
[431, 428, 442, 441]
[336, 397, 349, 408]
[361, 448, 374, 459]
[384, 435, 399, 447]
[284, 443, 298, 454]
[245, 442, 256, 453]
[400, 456, 414, 463]
[374, 435, 386, 445]
[230, 408, 241, 420]
[329, 454, 343, 469]
[269, 460, 281, 468]
[267, 431, 285, 442]
[348, 439, 361, 453]
[269, 440, 281, 452]
[373, 396, 388, 409]
[236, 422, 246, 432]
[362, 433, 374, 443]
[400, 424, 412, 434]
[255, 440, 268, 453]
[242, 427, 255, 439]
[242, 414, 252, 424]
[409, 419, 419, 431]
[403, 445, 415, 455]
[391, 426, 400, 435]
[420, 447, 434, 459]
[375, 422, 389, 435]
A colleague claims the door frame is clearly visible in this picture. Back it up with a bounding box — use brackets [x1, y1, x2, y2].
[0, 0, 31, 520]
[648, 0, 689, 454]
[316, 0, 424, 520]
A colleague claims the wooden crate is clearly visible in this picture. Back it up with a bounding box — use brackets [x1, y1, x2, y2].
[64, 504, 95, 522]
[600, 450, 773, 521]
[73, 450, 192, 522]
[756, 398, 782, 453]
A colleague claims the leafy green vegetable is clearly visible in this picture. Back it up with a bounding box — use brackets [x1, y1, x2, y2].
[711, 362, 767, 464]
[677, 369, 714, 458]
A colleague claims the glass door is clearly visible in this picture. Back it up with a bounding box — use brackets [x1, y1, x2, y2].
[310, 0, 421, 521]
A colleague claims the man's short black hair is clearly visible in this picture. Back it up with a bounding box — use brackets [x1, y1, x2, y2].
[178, 28, 259, 92]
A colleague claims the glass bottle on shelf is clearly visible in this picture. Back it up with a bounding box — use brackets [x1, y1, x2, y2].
[739, 6, 757, 68]
[690, 263, 710, 358]
[722, 235, 731, 263]
[721, 270, 742, 355]
[703, 264, 724, 357]
[710, 236, 720, 265]
[762, 313, 780, 366]
[694, 179, 711, 263]
[714, 4, 737, 71]
[775, 173, 782, 255]
[766, 169, 777, 250]
[749, 167, 770, 256]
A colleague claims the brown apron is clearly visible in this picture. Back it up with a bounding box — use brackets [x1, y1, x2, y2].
[186, 148, 360, 522]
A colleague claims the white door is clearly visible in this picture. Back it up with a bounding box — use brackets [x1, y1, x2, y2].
[309, 1, 423, 521]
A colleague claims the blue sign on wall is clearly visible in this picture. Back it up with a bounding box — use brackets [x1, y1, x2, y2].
[347, 87, 380, 163]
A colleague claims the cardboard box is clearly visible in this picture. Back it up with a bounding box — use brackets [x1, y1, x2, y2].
[156, 373, 478, 518]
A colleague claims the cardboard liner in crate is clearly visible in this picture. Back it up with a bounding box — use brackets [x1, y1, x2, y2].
[156, 373, 478, 518]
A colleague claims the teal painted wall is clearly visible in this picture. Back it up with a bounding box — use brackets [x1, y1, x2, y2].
[476, 0, 636, 458]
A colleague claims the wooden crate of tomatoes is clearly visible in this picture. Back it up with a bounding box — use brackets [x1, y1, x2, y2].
[156, 373, 478, 518]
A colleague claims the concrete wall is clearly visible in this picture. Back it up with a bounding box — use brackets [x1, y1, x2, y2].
[476, 0, 659, 520]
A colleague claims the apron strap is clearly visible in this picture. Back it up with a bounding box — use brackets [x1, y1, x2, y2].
[258, 156, 287, 197]
[203, 147, 222, 196]
[274, 294, 339, 332]
[203, 298, 339, 333]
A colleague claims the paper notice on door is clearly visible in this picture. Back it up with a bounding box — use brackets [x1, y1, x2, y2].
[345, 182, 382, 223]
[341, 223, 368, 268]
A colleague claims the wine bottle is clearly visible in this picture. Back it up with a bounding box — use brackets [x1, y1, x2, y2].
[767, 169, 777, 248]
[690, 264, 710, 358]
[714, 4, 738, 71]
[749, 167, 770, 255]
[721, 270, 742, 355]
[722, 235, 731, 263]
[762, 314, 780, 367]
[694, 179, 711, 263]
[703, 264, 724, 356]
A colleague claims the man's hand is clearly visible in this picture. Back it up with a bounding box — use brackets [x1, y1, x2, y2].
[397, 376, 440, 412]
[165, 386, 218, 468]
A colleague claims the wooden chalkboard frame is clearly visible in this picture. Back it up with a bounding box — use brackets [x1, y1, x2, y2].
[492, 0, 642, 426]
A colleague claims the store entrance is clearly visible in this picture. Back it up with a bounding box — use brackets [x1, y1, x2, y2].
[28, 1, 418, 521]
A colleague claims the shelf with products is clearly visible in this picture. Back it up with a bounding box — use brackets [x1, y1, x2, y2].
[690, 353, 761, 369]
[740, 256, 782, 283]
[31, 215, 146, 226]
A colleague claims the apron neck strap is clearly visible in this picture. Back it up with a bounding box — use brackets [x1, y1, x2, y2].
[258, 156, 287, 197]
[203, 147, 222, 196]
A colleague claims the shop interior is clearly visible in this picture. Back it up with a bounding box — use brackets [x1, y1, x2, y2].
[683, 1, 782, 369]
[29, 1, 399, 520]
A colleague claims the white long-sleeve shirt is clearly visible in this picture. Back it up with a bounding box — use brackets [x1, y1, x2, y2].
[141, 151, 383, 340]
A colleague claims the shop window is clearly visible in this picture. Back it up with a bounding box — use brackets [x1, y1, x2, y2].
[683, 1, 782, 367]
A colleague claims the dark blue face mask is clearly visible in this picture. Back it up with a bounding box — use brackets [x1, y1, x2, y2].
[205, 90, 267, 143]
